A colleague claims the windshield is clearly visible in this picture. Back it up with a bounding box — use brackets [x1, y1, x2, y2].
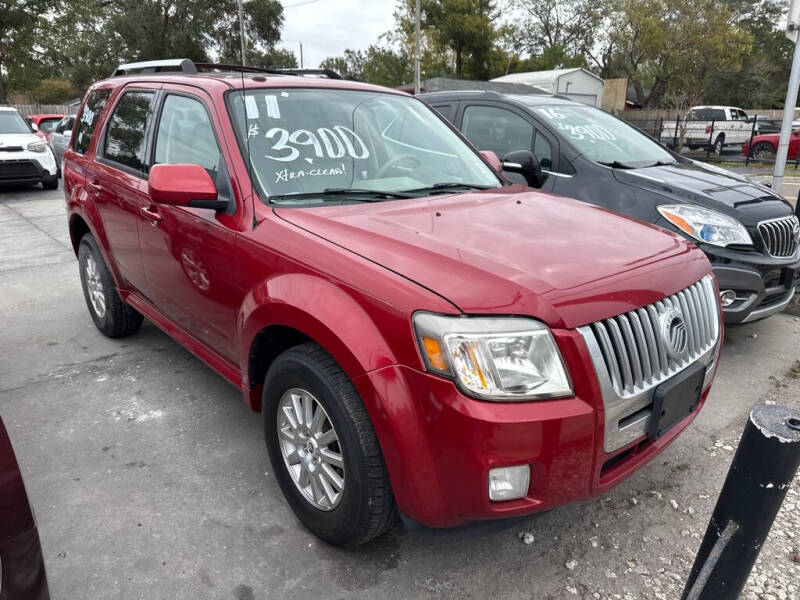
[519, 102, 675, 168]
[227, 88, 500, 203]
[0, 111, 32, 134]
[37, 118, 60, 133]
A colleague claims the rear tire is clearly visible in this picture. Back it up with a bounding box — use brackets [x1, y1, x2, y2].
[263, 342, 397, 546]
[78, 234, 143, 338]
[749, 141, 776, 162]
[713, 135, 724, 155]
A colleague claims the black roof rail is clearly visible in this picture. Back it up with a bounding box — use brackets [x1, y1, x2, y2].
[112, 59, 197, 77]
[112, 59, 343, 80]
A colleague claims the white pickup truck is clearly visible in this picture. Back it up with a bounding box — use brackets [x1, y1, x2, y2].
[660, 106, 756, 154]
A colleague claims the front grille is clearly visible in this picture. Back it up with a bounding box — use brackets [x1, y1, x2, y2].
[0, 159, 39, 180]
[588, 276, 719, 398]
[758, 216, 799, 258]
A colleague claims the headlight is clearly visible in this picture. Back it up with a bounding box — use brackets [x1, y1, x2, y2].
[27, 140, 47, 153]
[413, 313, 572, 401]
[657, 204, 752, 247]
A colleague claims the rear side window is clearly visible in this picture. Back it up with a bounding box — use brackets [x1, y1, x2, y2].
[74, 89, 111, 154]
[102, 90, 156, 172]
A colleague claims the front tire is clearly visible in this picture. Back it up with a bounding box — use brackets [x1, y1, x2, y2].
[749, 141, 776, 162]
[263, 342, 397, 546]
[78, 234, 143, 337]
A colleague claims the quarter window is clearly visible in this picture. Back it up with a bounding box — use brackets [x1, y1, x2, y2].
[103, 90, 155, 172]
[74, 89, 111, 154]
[533, 133, 553, 170]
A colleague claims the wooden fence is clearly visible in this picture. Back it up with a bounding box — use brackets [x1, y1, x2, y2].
[1, 103, 77, 117]
[621, 108, 800, 121]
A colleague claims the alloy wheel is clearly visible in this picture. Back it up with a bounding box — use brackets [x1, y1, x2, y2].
[277, 387, 345, 511]
[84, 255, 107, 319]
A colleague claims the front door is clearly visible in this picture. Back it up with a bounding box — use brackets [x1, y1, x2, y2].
[137, 89, 240, 362]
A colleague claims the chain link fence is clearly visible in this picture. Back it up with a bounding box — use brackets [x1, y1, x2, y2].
[620, 112, 800, 170]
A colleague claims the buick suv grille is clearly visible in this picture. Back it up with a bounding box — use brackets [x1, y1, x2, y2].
[588, 276, 719, 398]
[758, 216, 799, 258]
[579, 275, 720, 452]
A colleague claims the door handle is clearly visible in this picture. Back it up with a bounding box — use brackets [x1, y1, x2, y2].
[140, 205, 162, 225]
[87, 180, 103, 195]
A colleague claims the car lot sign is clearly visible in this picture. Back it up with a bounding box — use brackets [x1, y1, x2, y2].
[788, 0, 800, 42]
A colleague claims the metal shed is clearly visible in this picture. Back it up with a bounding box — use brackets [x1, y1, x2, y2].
[491, 68, 604, 107]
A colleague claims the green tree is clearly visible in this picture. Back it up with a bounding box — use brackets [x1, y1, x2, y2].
[320, 45, 412, 87]
[32, 78, 76, 104]
[601, 0, 752, 108]
[0, 0, 45, 102]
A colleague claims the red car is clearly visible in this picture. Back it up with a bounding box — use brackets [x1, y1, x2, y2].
[63, 59, 722, 546]
[0, 417, 50, 599]
[742, 128, 800, 160]
[25, 113, 65, 143]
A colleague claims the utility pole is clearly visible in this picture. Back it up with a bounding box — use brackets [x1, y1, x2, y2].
[414, 0, 421, 95]
[300, 43, 304, 69]
[771, 0, 800, 192]
[236, 0, 247, 67]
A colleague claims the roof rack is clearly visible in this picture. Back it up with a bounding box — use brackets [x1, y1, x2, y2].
[111, 59, 342, 80]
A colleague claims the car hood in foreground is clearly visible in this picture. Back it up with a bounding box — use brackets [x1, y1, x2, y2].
[274, 187, 711, 328]
[611, 161, 791, 224]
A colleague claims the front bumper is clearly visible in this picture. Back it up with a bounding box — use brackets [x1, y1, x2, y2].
[705, 246, 800, 323]
[0, 149, 58, 185]
[353, 329, 712, 529]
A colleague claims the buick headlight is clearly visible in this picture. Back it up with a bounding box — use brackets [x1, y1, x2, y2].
[657, 204, 752, 247]
[27, 140, 47, 153]
[413, 313, 572, 400]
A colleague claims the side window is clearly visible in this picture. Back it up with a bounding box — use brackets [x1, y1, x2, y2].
[74, 89, 111, 154]
[461, 105, 533, 160]
[431, 103, 456, 123]
[737, 110, 748, 121]
[729, 109, 740, 121]
[154, 95, 221, 174]
[102, 90, 156, 173]
[533, 132, 553, 170]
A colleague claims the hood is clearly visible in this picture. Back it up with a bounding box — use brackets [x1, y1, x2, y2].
[274, 187, 710, 328]
[611, 161, 791, 225]
[0, 133, 42, 149]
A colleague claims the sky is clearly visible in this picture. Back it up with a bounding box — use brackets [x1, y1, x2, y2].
[277, 0, 397, 69]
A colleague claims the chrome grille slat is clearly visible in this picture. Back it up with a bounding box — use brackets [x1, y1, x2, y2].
[758, 216, 798, 258]
[587, 275, 720, 398]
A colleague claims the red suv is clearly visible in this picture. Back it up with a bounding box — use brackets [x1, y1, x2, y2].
[63, 59, 722, 546]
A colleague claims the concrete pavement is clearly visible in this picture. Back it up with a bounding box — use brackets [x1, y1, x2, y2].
[0, 182, 798, 600]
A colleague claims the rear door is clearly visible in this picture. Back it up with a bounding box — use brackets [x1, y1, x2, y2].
[87, 84, 160, 292]
[136, 85, 240, 361]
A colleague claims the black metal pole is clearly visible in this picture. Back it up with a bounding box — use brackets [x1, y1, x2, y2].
[705, 120, 714, 161]
[681, 405, 800, 600]
[674, 114, 680, 150]
[745, 115, 757, 167]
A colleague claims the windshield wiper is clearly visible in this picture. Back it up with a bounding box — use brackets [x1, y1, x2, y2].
[647, 160, 676, 167]
[597, 160, 636, 169]
[402, 182, 497, 194]
[270, 188, 417, 203]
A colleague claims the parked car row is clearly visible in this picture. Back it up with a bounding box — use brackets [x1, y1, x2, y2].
[51, 58, 797, 550]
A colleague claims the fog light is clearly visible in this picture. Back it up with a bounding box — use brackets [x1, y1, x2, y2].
[719, 290, 736, 307]
[488, 465, 530, 501]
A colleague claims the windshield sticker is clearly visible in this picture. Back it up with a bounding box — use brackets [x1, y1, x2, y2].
[263, 126, 370, 162]
[244, 95, 260, 119]
[248, 123, 261, 138]
[264, 95, 281, 119]
[536, 107, 616, 142]
[274, 162, 347, 184]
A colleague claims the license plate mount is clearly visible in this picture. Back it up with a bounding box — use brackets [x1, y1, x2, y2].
[647, 362, 705, 440]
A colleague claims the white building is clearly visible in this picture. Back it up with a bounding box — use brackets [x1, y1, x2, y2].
[491, 68, 604, 107]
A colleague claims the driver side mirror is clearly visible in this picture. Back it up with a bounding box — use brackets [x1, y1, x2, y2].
[148, 164, 228, 211]
[501, 150, 544, 187]
[29, 122, 38, 132]
[479, 150, 503, 174]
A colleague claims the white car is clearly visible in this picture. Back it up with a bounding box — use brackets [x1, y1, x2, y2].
[0, 107, 59, 189]
[660, 106, 755, 154]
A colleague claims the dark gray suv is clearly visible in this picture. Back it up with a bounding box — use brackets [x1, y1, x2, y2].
[421, 90, 800, 324]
